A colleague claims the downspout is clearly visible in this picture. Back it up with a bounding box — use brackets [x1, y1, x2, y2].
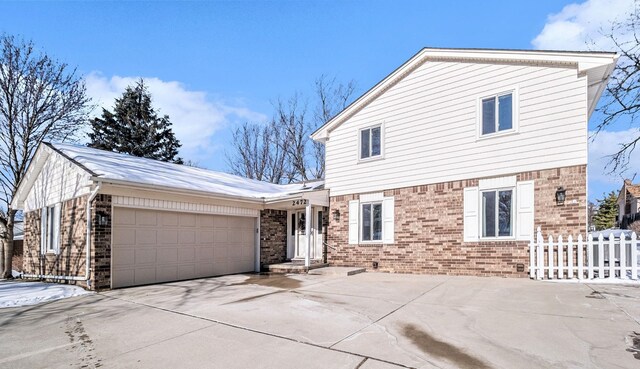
[85, 182, 102, 288]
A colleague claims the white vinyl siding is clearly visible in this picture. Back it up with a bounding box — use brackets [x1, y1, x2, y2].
[24, 151, 91, 212]
[324, 61, 587, 196]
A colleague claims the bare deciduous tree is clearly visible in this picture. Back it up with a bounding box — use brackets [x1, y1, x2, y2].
[226, 75, 356, 183]
[595, 7, 640, 172]
[0, 35, 90, 278]
[311, 75, 356, 179]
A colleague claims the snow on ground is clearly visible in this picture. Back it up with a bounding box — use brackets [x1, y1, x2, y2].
[0, 280, 92, 308]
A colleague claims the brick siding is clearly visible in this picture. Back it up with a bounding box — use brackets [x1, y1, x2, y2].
[260, 209, 287, 268]
[327, 165, 587, 277]
[23, 194, 112, 290]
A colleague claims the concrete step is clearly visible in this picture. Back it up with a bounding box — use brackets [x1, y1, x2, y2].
[307, 266, 366, 276]
[267, 262, 328, 274]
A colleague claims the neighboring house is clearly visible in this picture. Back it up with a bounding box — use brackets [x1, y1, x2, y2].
[311, 48, 618, 277]
[13, 47, 619, 289]
[12, 143, 328, 289]
[618, 179, 640, 229]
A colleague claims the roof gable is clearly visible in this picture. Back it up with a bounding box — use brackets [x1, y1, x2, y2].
[311, 47, 618, 141]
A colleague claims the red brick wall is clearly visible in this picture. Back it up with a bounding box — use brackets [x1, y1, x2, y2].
[22, 194, 112, 290]
[327, 165, 587, 277]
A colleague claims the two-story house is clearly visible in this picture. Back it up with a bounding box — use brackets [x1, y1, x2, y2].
[311, 48, 618, 277]
[12, 48, 617, 289]
[618, 179, 640, 229]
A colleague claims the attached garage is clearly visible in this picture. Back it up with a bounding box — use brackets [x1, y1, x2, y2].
[112, 207, 256, 288]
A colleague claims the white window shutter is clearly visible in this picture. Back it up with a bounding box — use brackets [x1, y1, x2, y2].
[382, 196, 394, 244]
[463, 187, 479, 242]
[516, 181, 535, 241]
[40, 207, 47, 254]
[53, 203, 62, 253]
[348, 200, 359, 244]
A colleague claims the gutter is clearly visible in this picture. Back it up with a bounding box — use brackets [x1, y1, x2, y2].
[85, 182, 102, 288]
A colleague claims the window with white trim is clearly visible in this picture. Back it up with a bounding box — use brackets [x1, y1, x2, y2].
[360, 126, 381, 160]
[41, 203, 61, 254]
[361, 202, 382, 241]
[481, 92, 513, 136]
[481, 189, 513, 238]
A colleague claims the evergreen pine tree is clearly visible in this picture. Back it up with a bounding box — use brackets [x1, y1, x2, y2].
[592, 191, 619, 231]
[88, 79, 183, 163]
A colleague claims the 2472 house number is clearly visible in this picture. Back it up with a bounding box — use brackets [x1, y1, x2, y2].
[292, 199, 308, 206]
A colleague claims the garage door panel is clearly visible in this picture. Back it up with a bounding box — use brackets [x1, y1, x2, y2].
[113, 228, 135, 246]
[159, 230, 178, 244]
[228, 231, 242, 244]
[112, 208, 256, 288]
[113, 249, 135, 266]
[136, 229, 157, 245]
[135, 248, 157, 264]
[213, 216, 228, 228]
[179, 213, 197, 227]
[178, 265, 196, 280]
[134, 267, 156, 285]
[115, 208, 136, 226]
[179, 230, 196, 244]
[160, 212, 178, 226]
[178, 247, 195, 262]
[213, 262, 228, 276]
[199, 215, 214, 228]
[198, 231, 214, 244]
[136, 210, 158, 226]
[214, 229, 228, 243]
[197, 246, 214, 261]
[113, 269, 134, 287]
[157, 248, 178, 263]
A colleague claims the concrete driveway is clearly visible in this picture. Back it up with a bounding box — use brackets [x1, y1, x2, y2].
[0, 272, 639, 369]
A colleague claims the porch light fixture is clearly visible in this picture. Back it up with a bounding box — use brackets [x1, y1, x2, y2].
[555, 187, 566, 205]
[332, 209, 340, 221]
[96, 211, 109, 226]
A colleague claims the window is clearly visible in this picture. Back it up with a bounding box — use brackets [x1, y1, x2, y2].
[360, 126, 381, 159]
[361, 202, 382, 241]
[317, 211, 323, 233]
[41, 203, 61, 254]
[481, 92, 513, 135]
[481, 189, 513, 238]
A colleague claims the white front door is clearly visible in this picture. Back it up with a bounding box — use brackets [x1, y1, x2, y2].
[287, 208, 324, 260]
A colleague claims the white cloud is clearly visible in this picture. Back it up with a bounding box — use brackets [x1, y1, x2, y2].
[84, 73, 267, 163]
[532, 0, 636, 51]
[588, 128, 640, 196]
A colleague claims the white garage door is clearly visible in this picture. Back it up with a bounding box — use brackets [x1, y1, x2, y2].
[112, 208, 256, 288]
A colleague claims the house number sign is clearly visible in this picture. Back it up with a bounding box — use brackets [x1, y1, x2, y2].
[292, 199, 308, 206]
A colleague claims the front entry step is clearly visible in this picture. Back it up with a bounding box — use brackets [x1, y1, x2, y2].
[266, 261, 328, 274]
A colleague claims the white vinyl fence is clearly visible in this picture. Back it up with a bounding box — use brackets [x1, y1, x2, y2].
[529, 227, 639, 281]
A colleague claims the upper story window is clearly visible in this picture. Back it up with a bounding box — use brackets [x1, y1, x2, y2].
[360, 126, 381, 160]
[481, 91, 514, 136]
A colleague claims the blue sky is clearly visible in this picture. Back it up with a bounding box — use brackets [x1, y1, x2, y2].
[0, 0, 637, 201]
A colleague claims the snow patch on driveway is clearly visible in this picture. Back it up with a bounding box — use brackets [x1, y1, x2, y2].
[0, 280, 91, 308]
